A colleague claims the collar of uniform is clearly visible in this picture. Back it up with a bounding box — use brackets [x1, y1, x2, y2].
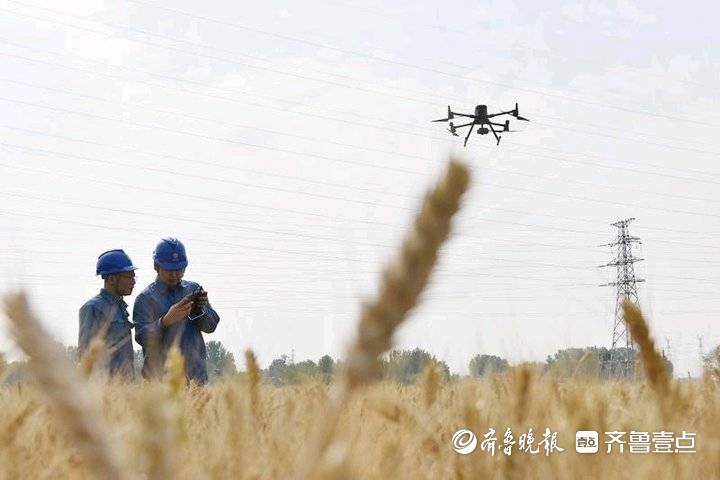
[99, 288, 127, 309]
[153, 278, 187, 294]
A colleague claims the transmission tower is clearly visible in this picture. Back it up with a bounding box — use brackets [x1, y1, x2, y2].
[698, 335, 704, 363]
[599, 218, 645, 376]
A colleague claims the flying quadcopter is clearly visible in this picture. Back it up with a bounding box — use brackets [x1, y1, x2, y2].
[432, 103, 529, 146]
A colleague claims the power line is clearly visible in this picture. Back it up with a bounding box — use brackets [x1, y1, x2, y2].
[4, 7, 720, 167]
[3, 145, 720, 252]
[326, 0, 720, 108]
[0, 121, 420, 202]
[120, 0, 720, 129]
[0, 190, 612, 275]
[8, 0, 717, 155]
[0, 149, 604, 252]
[4, 39, 720, 186]
[0, 94, 427, 179]
[14, 0, 696, 130]
[5, 147, 720, 253]
[3, 78, 720, 209]
[4, 95, 720, 221]
[0, 77, 436, 168]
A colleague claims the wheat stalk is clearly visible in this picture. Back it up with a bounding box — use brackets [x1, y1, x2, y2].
[139, 385, 176, 480]
[3, 291, 126, 480]
[622, 301, 669, 396]
[245, 349, 261, 421]
[344, 159, 470, 389]
[298, 158, 470, 479]
[165, 343, 186, 398]
[422, 363, 440, 408]
[79, 334, 108, 379]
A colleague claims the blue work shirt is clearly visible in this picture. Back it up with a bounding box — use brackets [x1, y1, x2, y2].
[78, 288, 135, 379]
[133, 279, 220, 383]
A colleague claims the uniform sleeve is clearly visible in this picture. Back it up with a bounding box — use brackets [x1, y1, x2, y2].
[196, 302, 220, 333]
[78, 303, 101, 358]
[133, 293, 162, 348]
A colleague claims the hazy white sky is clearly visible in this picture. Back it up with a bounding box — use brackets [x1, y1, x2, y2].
[1, 0, 719, 376]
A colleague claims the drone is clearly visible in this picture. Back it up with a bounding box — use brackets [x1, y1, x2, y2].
[432, 103, 529, 146]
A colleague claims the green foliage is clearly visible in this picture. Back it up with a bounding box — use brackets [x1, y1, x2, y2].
[381, 348, 450, 385]
[318, 354, 335, 384]
[266, 355, 291, 385]
[206, 341, 238, 380]
[545, 347, 606, 378]
[543, 346, 674, 379]
[468, 354, 510, 377]
[703, 344, 720, 372]
[318, 354, 335, 374]
[265, 354, 340, 385]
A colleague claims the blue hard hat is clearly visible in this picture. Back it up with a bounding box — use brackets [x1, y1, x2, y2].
[96, 249, 137, 276]
[153, 237, 188, 270]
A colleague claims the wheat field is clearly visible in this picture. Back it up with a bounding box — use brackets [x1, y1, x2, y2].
[0, 367, 717, 479]
[1, 160, 716, 479]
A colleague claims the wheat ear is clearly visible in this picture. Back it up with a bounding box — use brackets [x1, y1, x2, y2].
[298, 158, 470, 479]
[245, 349, 261, 420]
[3, 292, 126, 480]
[622, 301, 669, 396]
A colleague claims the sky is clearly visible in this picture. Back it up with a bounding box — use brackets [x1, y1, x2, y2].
[1, 0, 719, 376]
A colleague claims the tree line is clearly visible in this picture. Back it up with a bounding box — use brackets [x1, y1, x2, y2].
[3, 342, 699, 385]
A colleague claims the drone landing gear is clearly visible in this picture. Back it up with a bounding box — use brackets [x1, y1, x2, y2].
[487, 121, 501, 145]
[463, 120, 476, 147]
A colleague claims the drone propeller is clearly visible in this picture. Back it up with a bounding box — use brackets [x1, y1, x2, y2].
[431, 105, 455, 123]
[513, 102, 530, 121]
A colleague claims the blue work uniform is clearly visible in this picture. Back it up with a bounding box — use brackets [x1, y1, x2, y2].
[133, 279, 220, 383]
[78, 288, 135, 379]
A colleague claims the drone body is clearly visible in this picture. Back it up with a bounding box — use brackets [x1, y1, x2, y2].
[432, 103, 529, 146]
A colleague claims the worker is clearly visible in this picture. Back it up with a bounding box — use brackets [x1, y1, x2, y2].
[78, 249, 137, 378]
[133, 237, 220, 383]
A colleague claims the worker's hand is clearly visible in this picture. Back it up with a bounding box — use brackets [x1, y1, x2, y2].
[194, 290, 209, 311]
[162, 295, 193, 326]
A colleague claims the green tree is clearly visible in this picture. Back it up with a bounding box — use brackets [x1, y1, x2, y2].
[468, 354, 510, 377]
[205, 341, 237, 380]
[318, 354, 335, 383]
[318, 354, 335, 375]
[293, 360, 319, 382]
[545, 347, 609, 378]
[703, 344, 720, 374]
[267, 355, 291, 386]
[382, 348, 450, 385]
[265, 355, 337, 384]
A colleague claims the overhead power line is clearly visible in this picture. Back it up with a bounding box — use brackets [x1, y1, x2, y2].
[3, 39, 720, 185]
[120, 0, 720, 128]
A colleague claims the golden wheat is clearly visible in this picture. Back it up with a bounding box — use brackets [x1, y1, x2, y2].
[0, 158, 715, 479]
[298, 159, 470, 479]
[3, 292, 126, 480]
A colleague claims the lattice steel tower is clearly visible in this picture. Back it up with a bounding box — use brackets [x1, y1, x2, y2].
[600, 218, 645, 375]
